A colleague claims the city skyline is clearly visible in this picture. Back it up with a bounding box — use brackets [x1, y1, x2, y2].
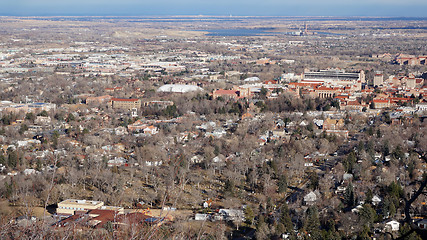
[1, 0, 426, 17]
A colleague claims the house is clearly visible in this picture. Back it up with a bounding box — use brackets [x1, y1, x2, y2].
[178, 131, 198, 142]
[343, 173, 353, 181]
[303, 191, 320, 205]
[127, 120, 147, 132]
[23, 169, 38, 175]
[143, 125, 159, 135]
[203, 199, 213, 208]
[217, 209, 245, 222]
[256, 58, 276, 65]
[35, 116, 51, 125]
[351, 205, 364, 213]
[415, 219, 427, 230]
[205, 128, 227, 138]
[16, 139, 41, 148]
[107, 157, 127, 167]
[145, 160, 162, 167]
[114, 126, 128, 135]
[105, 86, 122, 92]
[212, 155, 225, 163]
[241, 112, 253, 120]
[372, 195, 382, 206]
[325, 129, 349, 138]
[299, 120, 308, 126]
[416, 103, 427, 112]
[190, 155, 203, 164]
[195, 214, 209, 221]
[313, 119, 324, 128]
[385, 220, 400, 231]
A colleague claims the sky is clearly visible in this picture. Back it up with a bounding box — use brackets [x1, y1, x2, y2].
[0, 0, 426, 17]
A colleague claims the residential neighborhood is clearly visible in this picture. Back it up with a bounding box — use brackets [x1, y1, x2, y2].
[0, 15, 425, 239]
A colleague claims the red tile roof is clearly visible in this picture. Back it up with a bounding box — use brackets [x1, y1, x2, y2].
[373, 99, 389, 103]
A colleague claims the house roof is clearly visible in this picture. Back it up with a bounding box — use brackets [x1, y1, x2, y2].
[304, 191, 318, 202]
[372, 195, 381, 202]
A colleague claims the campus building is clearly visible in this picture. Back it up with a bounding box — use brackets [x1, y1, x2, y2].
[110, 98, 141, 110]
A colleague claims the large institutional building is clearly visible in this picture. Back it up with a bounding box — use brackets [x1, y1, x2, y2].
[110, 98, 141, 110]
[301, 69, 365, 88]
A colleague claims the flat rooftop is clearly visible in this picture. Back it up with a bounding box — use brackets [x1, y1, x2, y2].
[58, 199, 104, 207]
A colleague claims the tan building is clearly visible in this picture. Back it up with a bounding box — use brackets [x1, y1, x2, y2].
[143, 100, 174, 109]
[57, 199, 124, 216]
[110, 98, 141, 110]
[406, 77, 416, 89]
[57, 199, 104, 215]
[323, 118, 345, 130]
[373, 99, 391, 109]
[373, 74, 383, 87]
[315, 86, 339, 99]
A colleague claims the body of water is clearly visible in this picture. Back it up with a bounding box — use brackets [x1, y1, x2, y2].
[198, 28, 277, 36]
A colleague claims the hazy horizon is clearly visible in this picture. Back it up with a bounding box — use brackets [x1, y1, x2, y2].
[1, 0, 426, 17]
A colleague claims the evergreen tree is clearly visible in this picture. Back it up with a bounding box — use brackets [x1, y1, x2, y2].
[323, 219, 340, 240]
[38, 110, 49, 117]
[359, 204, 377, 228]
[367, 127, 374, 136]
[36, 158, 42, 171]
[344, 182, 356, 207]
[224, 179, 235, 196]
[392, 145, 404, 160]
[399, 223, 422, 240]
[304, 206, 322, 239]
[259, 87, 268, 100]
[7, 151, 18, 169]
[255, 214, 269, 240]
[382, 141, 390, 157]
[344, 151, 356, 173]
[376, 129, 381, 138]
[25, 112, 36, 122]
[277, 174, 288, 193]
[278, 203, 293, 233]
[19, 124, 28, 134]
[358, 224, 371, 240]
[4, 181, 13, 198]
[308, 171, 319, 190]
[67, 113, 75, 122]
[0, 153, 5, 166]
[52, 130, 59, 148]
[244, 206, 254, 226]
[365, 188, 373, 205]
